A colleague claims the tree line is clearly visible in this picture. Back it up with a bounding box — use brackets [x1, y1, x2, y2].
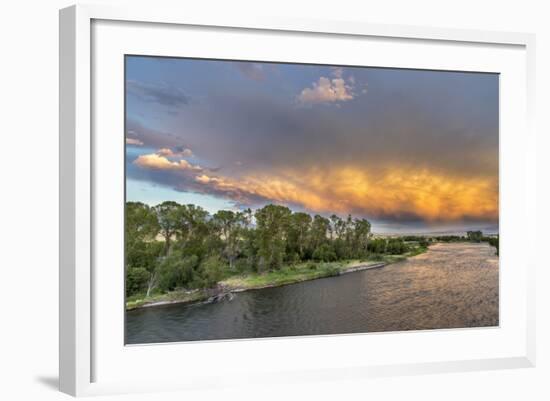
[125, 201, 498, 298]
[467, 230, 499, 255]
[125, 201, 408, 297]
[405, 231, 498, 254]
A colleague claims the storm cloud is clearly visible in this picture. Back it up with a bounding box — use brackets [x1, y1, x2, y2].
[125, 57, 499, 230]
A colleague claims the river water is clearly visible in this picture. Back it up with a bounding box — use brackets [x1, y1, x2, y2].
[126, 242, 499, 344]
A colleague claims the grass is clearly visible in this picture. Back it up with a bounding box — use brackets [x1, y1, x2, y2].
[219, 252, 421, 291]
[221, 261, 349, 290]
[125, 246, 429, 310]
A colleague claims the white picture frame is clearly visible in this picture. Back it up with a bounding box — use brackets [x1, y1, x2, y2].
[59, 4, 536, 397]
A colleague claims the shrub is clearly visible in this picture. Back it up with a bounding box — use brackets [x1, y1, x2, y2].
[312, 244, 337, 262]
[386, 239, 408, 255]
[157, 253, 199, 291]
[200, 255, 226, 287]
[287, 252, 301, 266]
[467, 230, 483, 242]
[367, 238, 387, 254]
[126, 267, 150, 296]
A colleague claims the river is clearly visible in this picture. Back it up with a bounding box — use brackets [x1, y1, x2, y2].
[125, 242, 499, 344]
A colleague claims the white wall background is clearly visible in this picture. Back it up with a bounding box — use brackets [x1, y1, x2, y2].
[0, 0, 548, 399]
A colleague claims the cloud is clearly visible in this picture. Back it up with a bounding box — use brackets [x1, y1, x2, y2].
[134, 153, 202, 172]
[156, 147, 193, 158]
[296, 67, 360, 105]
[235, 62, 265, 81]
[195, 174, 213, 184]
[297, 76, 354, 104]
[330, 67, 343, 79]
[126, 120, 191, 150]
[125, 58, 499, 226]
[189, 166, 498, 223]
[131, 156, 498, 224]
[170, 82, 498, 181]
[126, 137, 144, 146]
[127, 80, 189, 107]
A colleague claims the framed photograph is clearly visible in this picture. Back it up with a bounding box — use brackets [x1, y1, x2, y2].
[59, 4, 536, 396]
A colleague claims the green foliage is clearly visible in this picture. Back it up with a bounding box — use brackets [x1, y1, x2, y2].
[157, 253, 199, 291]
[485, 235, 499, 255]
[153, 201, 181, 255]
[287, 212, 312, 259]
[466, 230, 483, 242]
[368, 238, 387, 254]
[312, 243, 337, 262]
[234, 257, 254, 273]
[254, 204, 292, 271]
[126, 240, 163, 272]
[199, 255, 226, 287]
[126, 267, 150, 296]
[310, 215, 330, 250]
[125, 202, 159, 244]
[212, 209, 247, 269]
[386, 238, 408, 255]
[431, 235, 466, 242]
[125, 201, 416, 299]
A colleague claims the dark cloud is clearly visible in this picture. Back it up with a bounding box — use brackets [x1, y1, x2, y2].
[167, 81, 498, 180]
[126, 80, 190, 107]
[125, 120, 185, 149]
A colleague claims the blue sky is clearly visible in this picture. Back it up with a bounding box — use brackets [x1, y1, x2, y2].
[125, 56, 499, 233]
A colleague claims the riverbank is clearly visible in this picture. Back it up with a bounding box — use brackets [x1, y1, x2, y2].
[126, 250, 425, 310]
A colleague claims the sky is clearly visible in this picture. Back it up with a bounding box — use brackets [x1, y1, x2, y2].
[125, 56, 499, 234]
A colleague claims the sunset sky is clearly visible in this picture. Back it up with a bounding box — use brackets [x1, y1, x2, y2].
[125, 56, 499, 234]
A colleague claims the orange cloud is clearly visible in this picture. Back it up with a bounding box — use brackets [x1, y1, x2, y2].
[134, 153, 202, 172]
[133, 148, 497, 222]
[192, 166, 498, 223]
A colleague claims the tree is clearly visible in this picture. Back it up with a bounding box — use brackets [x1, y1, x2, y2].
[329, 214, 347, 259]
[177, 204, 210, 244]
[467, 230, 483, 242]
[153, 201, 181, 255]
[157, 253, 199, 291]
[310, 215, 330, 250]
[343, 214, 355, 258]
[199, 255, 225, 287]
[287, 212, 312, 259]
[254, 204, 292, 271]
[352, 218, 371, 257]
[125, 202, 162, 297]
[312, 243, 337, 262]
[330, 214, 345, 238]
[133, 241, 164, 297]
[386, 238, 407, 254]
[125, 202, 159, 245]
[487, 235, 499, 255]
[124, 200, 388, 297]
[212, 210, 246, 269]
[368, 238, 387, 254]
[126, 267, 150, 296]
